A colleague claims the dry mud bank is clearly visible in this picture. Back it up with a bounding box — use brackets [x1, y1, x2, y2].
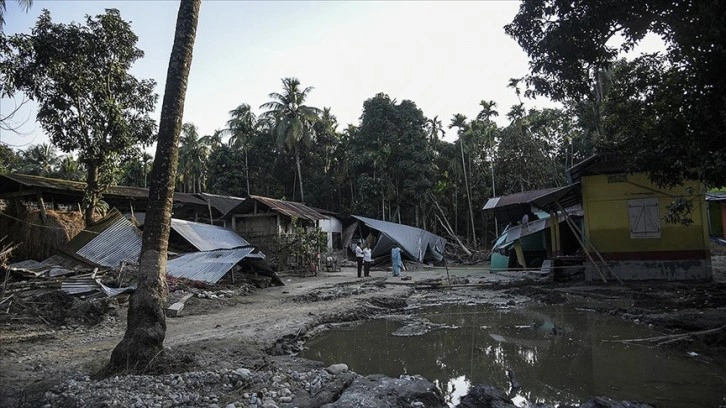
[1, 265, 725, 407]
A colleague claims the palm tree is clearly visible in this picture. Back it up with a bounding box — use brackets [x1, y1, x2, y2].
[110, 0, 201, 372]
[425, 115, 444, 144]
[449, 113, 476, 245]
[18, 143, 59, 176]
[200, 129, 224, 151]
[226, 103, 257, 195]
[178, 122, 209, 192]
[0, 0, 32, 32]
[477, 100, 499, 203]
[260, 77, 322, 203]
[476, 100, 499, 122]
[56, 155, 84, 181]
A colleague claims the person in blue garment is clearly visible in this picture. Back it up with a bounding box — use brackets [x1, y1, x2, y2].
[391, 245, 403, 277]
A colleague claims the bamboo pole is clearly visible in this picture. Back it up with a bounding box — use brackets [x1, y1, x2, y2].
[554, 200, 623, 284]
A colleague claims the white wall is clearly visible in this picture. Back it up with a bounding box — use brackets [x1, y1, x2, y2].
[318, 216, 343, 251]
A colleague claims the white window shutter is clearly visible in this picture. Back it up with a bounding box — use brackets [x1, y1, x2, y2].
[628, 198, 661, 239]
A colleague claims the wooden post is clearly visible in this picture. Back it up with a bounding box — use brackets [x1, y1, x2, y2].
[129, 201, 135, 224]
[37, 196, 47, 225]
[207, 200, 213, 225]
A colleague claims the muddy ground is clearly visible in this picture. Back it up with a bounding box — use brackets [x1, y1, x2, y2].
[1, 256, 725, 407]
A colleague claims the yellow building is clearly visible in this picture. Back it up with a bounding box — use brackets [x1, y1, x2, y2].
[569, 156, 711, 281]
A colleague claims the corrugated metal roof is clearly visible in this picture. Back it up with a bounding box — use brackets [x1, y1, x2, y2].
[248, 195, 326, 221]
[483, 184, 581, 225]
[0, 173, 208, 206]
[352, 216, 446, 263]
[74, 211, 142, 267]
[166, 248, 255, 283]
[196, 193, 246, 217]
[170, 218, 250, 251]
[483, 187, 563, 210]
[124, 213, 252, 251]
[706, 192, 726, 201]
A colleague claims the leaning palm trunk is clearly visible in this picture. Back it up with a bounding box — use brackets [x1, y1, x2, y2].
[244, 148, 250, 196]
[460, 140, 477, 245]
[109, 0, 200, 372]
[295, 145, 305, 203]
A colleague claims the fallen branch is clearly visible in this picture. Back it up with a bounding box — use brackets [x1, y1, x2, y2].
[430, 194, 472, 257]
[606, 325, 726, 344]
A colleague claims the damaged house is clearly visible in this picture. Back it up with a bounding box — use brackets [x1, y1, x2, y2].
[7, 208, 279, 297]
[484, 155, 712, 281]
[347, 215, 446, 265]
[230, 195, 341, 253]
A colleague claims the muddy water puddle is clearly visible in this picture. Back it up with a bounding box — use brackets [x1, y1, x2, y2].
[300, 304, 726, 407]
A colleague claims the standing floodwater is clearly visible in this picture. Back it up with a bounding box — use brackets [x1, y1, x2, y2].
[300, 304, 726, 407]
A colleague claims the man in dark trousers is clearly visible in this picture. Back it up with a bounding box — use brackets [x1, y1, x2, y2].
[355, 241, 364, 278]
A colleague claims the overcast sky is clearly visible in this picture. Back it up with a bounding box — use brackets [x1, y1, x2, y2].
[0, 1, 662, 150]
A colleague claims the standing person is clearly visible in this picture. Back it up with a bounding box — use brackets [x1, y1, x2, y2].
[355, 241, 364, 278]
[391, 245, 402, 277]
[363, 245, 372, 277]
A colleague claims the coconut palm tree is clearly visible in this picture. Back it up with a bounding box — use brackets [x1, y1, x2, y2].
[18, 143, 59, 176]
[260, 77, 321, 203]
[110, 0, 201, 372]
[226, 103, 257, 195]
[178, 122, 209, 192]
[449, 113, 476, 245]
[0, 0, 32, 32]
[200, 129, 224, 151]
[56, 155, 84, 181]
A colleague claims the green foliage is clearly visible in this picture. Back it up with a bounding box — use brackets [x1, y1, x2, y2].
[1, 8, 157, 222]
[116, 150, 152, 187]
[177, 123, 209, 193]
[206, 145, 247, 197]
[274, 217, 326, 272]
[0, 143, 18, 172]
[505, 0, 726, 188]
[0, 0, 32, 32]
[260, 77, 322, 203]
[351, 93, 436, 225]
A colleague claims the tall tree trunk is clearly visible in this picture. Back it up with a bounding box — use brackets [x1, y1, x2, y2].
[109, 0, 200, 372]
[244, 148, 250, 196]
[295, 146, 304, 203]
[460, 139, 477, 245]
[84, 161, 99, 226]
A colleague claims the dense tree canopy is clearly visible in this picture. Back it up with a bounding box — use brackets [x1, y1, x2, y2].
[1, 8, 158, 224]
[505, 0, 726, 188]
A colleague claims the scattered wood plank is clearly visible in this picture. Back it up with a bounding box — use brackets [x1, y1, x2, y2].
[166, 293, 194, 317]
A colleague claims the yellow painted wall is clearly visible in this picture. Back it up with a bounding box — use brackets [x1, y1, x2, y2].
[582, 173, 708, 254]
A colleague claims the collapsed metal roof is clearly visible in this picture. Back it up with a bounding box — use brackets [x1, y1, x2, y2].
[170, 218, 251, 251]
[483, 183, 582, 225]
[64, 209, 142, 267]
[195, 192, 246, 217]
[352, 216, 446, 263]
[126, 213, 251, 251]
[494, 206, 584, 250]
[166, 247, 256, 284]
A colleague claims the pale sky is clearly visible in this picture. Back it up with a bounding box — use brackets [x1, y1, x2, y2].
[0, 1, 663, 150]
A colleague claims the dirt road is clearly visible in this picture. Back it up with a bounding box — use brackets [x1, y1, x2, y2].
[1, 259, 725, 407]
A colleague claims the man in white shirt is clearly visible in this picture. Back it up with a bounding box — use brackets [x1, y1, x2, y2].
[363, 246, 372, 277]
[355, 241, 364, 278]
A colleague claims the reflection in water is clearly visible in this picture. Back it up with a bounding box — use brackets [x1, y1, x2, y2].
[300, 304, 726, 407]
